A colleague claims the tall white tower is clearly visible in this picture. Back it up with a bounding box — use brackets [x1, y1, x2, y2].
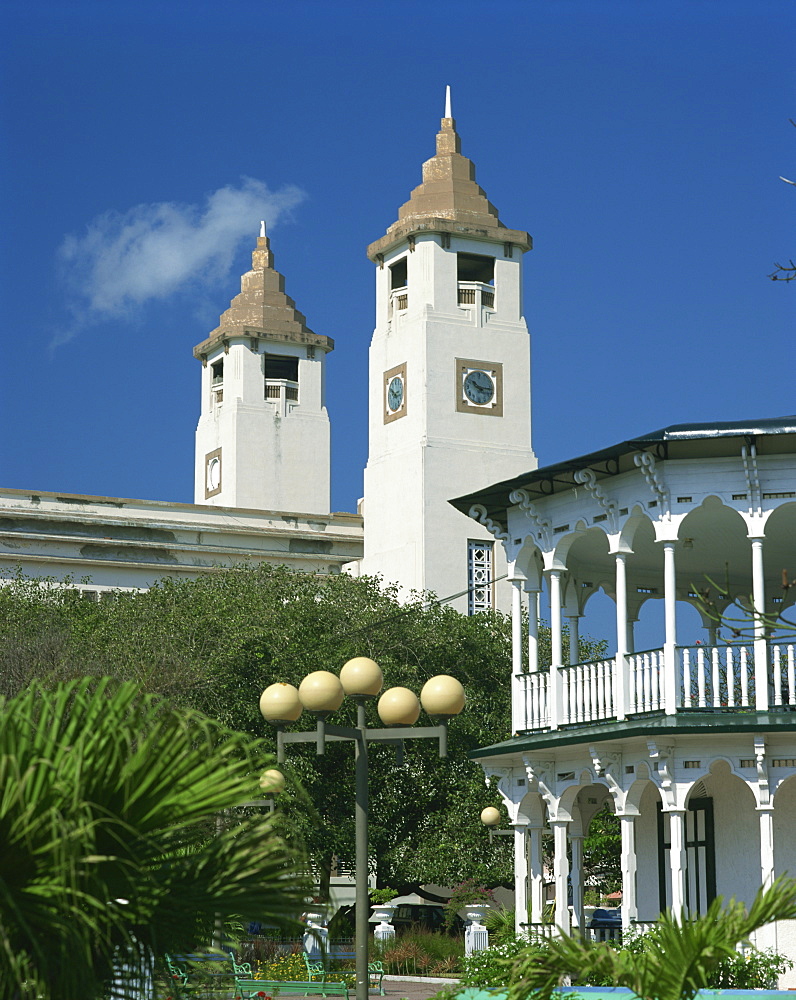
[194, 226, 333, 514]
[360, 93, 537, 613]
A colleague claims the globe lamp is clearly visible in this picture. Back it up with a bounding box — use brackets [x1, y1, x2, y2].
[298, 670, 345, 713]
[378, 686, 421, 726]
[260, 683, 303, 722]
[420, 675, 466, 717]
[480, 806, 501, 827]
[260, 768, 286, 794]
[340, 656, 383, 697]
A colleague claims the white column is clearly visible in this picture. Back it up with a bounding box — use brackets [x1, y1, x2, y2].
[528, 823, 545, 926]
[751, 536, 769, 711]
[512, 578, 523, 674]
[663, 540, 679, 715]
[570, 834, 584, 931]
[668, 809, 687, 917]
[568, 615, 580, 666]
[756, 806, 778, 950]
[759, 806, 775, 888]
[551, 819, 571, 934]
[615, 552, 629, 720]
[511, 577, 525, 734]
[513, 822, 529, 937]
[619, 815, 638, 928]
[627, 617, 636, 654]
[527, 588, 540, 673]
[549, 570, 564, 729]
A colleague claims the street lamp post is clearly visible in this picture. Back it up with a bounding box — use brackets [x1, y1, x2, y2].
[259, 658, 465, 1000]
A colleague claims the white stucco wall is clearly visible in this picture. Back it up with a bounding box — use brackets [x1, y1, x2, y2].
[195, 339, 331, 515]
[361, 233, 536, 613]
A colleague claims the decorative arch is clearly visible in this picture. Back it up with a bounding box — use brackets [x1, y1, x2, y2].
[513, 540, 543, 590]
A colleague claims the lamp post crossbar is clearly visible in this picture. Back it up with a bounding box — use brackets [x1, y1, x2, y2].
[261, 666, 464, 1000]
[276, 713, 449, 1000]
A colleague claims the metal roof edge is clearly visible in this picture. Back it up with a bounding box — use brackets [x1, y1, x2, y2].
[469, 711, 796, 758]
[449, 415, 796, 516]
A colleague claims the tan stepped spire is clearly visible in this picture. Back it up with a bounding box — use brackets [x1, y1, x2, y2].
[194, 225, 333, 360]
[367, 88, 531, 260]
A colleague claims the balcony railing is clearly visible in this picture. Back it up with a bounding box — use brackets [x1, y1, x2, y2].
[265, 379, 299, 402]
[517, 642, 796, 732]
[458, 281, 495, 309]
[680, 644, 754, 709]
[390, 287, 408, 312]
[562, 657, 617, 724]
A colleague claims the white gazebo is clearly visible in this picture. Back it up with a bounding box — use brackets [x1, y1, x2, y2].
[453, 416, 796, 983]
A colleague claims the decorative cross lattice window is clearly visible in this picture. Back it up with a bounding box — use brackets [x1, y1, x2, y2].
[467, 540, 494, 615]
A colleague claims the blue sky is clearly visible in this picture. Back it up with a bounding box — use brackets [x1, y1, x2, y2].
[1, 0, 793, 518]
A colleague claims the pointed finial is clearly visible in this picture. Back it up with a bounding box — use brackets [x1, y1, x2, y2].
[445, 85, 452, 119]
[259, 220, 266, 238]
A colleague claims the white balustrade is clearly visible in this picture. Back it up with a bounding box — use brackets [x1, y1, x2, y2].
[679, 645, 754, 709]
[519, 672, 550, 730]
[517, 641, 795, 732]
[457, 281, 496, 310]
[628, 649, 664, 713]
[771, 644, 796, 708]
[559, 659, 616, 725]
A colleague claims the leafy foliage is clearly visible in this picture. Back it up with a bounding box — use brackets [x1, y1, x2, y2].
[711, 946, 792, 988]
[483, 907, 517, 946]
[460, 937, 538, 988]
[582, 804, 622, 896]
[507, 877, 796, 1000]
[443, 881, 495, 931]
[374, 929, 463, 976]
[0, 564, 607, 897]
[0, 676, 307, 1000]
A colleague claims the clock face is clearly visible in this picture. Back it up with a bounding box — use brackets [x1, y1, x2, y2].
[455, 358, 503, 417]
[463, 370, 494, 405]
[387, 376, 404, 412]
[383, 363, 407, 423]
[207, 457, 221, 491]
[205, 450, 222, 497]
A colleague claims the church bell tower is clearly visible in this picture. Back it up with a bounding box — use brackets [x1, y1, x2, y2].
[193, 225, 333, 514]
[360, 90, 537, 613]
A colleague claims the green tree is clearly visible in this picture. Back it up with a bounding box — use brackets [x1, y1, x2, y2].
[0, 565, 606, 899]
[582, 804, 621, 896]
[507, 877, 796, 1000]
[0, 676, 306, 1000]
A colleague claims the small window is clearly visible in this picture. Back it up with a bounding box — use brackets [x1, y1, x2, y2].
[211, 359, 224, 384]
[389, 257, 408, 289]
[467, 540, 494, 615]
[264, 354, 299, 381]
[457, 253, 494, 284]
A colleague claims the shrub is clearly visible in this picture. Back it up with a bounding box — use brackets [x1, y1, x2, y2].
[460, 937, 539, 988]
[576, 932, 792, 990]
[370, 887, 399, 905]
[711, 947, 792, 989]
[255, 953, 353, 985]
[483, 907, 516, 946]
[443, 881, 496, 931]
[373, 929, 464, 975]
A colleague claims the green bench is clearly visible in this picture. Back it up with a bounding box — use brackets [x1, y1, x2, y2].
[165, 952, 252, 997]
[235, 980, 350, 1000]
[301, 954, 384, 995]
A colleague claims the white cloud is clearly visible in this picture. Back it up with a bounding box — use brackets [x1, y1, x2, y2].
[55, 177, 305, 345]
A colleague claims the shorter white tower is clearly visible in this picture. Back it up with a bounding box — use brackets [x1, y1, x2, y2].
[194, 226, 332, 514]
